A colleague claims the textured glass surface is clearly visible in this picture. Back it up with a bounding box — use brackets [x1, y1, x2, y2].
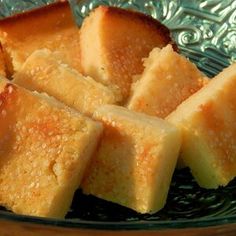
[0, 0, 236, 233]
[69, 0, 236, 77]
[66, 169, 236, 222]
[0, 0, 55, 17]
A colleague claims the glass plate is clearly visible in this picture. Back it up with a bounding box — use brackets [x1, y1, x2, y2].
[0, 0, 236, 235]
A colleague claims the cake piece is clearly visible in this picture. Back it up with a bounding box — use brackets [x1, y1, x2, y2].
[80, 6, 176, 102]
[82, 105, 181, 213]
[0, 1, 81, 76]
[0, 45, 5, 77]
[167, 63, 236, 189]
[127, 45, 208, 118]
[0, 78, 102, 218]
[13, 49, 117, 116]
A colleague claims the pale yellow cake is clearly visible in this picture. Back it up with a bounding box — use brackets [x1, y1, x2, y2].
[13, 49, 117, 116]
[80, 6, 176, 102]
[167, 63, 236, 189]
[0, 1, 81, 76]
[0, 78, 103, 218]
[82, 105, 181, 214]
[0, 45, 5, 77]
[127, 45, 208, 118]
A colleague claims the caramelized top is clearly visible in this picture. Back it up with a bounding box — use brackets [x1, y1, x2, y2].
[0, 1, 81, 74]
[101, 6, 176, 100]
[0, 79, 102, 217]
[128, 45, 207, 118]
[80, 5, 176, 102]
[167, 63, 236, 184]
[13, 49, 117, 116]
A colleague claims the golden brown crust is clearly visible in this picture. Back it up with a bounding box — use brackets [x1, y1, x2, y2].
[0, 78, 103, 218]
[167, 63, 236, 188]
[127, 45, 207, 118]
[0, 1, 71, 25]
[0, 1, 81, 75]
[13, 49, 117, 116]
[98, 6, 176, 50]
[82, 105, 181, 214]
[80, 6, 177, 102]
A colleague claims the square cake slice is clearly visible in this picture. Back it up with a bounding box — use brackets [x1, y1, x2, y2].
[0, 78, 102, 218]
[82, 105, 181, 213]
[127, 45, 207, 118]
[13, 49, 117, 116]
[0, 1, 81, 76]
[167, 63, 236, 189]
[80, 6, 176, 102]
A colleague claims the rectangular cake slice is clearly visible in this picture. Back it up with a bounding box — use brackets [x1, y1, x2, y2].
[82, 105, 181, 213]
[0, 78, 102, 218]
[80, 6, 176, 102]
[167, 63, 236, 189]
[13, 49, 117, 116]
[0, 1, 81, 76]
[127, 45, 207, 118]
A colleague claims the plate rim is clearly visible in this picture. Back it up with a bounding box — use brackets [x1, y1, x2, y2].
[0, 0, 236, 231]
[0, 209, 236, 231]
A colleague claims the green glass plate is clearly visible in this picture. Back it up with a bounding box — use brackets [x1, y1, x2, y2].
[0, 0, 236, 235]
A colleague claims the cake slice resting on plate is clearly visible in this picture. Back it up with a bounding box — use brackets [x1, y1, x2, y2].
[0, 78, 102, 218]
[127, 45, 208, 118]
[82, 105, 181, 214]
[167, 63, 236, 189]
[13, 49, 117, 117]
[80, 6, 176, 102]
[0, 1, 81, 76]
